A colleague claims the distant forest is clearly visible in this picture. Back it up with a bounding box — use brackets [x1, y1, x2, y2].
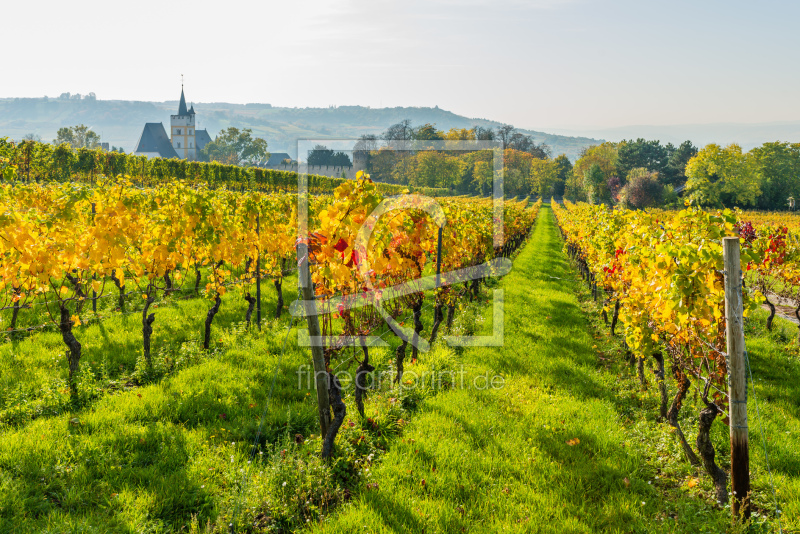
[307, 120, 573, 198]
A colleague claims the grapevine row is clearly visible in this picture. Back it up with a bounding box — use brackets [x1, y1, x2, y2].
[0, 175, 539, 408]
[552, 199, 762, 504]
[0, 138, 452, 197]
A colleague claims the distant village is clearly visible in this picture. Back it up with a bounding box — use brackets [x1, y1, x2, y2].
[131, 86, 294, 169]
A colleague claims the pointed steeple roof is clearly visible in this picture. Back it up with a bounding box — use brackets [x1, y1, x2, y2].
[178, 86, 188, 115]
[134, 123, 180, 159]
[188, 104, 196, 115]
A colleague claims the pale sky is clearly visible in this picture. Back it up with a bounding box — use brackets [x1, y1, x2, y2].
[4, 0, 799, 130]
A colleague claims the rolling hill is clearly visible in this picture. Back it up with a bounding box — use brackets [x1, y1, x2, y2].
[0, 96, 601, 160]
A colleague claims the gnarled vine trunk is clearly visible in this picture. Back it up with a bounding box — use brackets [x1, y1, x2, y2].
[274, 278, 283, 319]
[322, 373, 346, 458]
[164, 270, 173, 292]
[59, 305, 82, 396]
[446, 304, 456, 330]
[411, 300, 424, 363]
[244, 293, 256, 326]
[429, 303, 444, 344]
[194, 266, 202, 295]
[667, 366, 701, 467]
[111, 271, 125, 311]
[65, 274, 86, 315]
[610, 300, 620, 336]
[470, 278, 480, 301]
[764, 296, 776, 331]
[697, 397, 729, 505]
[652, 352, 668, 420]
[142, 293, 156, 369]
[637, 355, 647, 389]
[354, 340, 374, 418]
[203, 294, 222, 350]
[394, 331, 408, 384]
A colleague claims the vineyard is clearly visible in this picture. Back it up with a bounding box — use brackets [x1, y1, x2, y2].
[0, 171, 536, 396]
[0, 169, 549, 530]
[0, 164, 798, 532]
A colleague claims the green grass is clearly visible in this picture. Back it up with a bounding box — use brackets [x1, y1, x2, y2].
[0, 257, 467, 531]
[0, 205, 796, 533]
[0, 275, 296, 427]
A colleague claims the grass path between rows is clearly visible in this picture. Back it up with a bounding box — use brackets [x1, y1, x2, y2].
[313, 204, 737, 534]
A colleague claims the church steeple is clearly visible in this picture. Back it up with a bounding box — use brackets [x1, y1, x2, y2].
[178, 85, 188, 116]
[170, 77, 199, 161]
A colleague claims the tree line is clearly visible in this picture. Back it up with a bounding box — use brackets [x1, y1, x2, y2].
[326, 121, 569, 197]
[566, 138, 800, 210]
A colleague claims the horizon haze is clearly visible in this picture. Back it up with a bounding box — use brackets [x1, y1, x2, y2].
[2, 0, 799, 135]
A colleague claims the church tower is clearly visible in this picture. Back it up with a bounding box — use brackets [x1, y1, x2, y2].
[170, 85, 197, 160]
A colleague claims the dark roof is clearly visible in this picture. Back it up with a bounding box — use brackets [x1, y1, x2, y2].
[195, 129, 212, 150]
[133, 123, 179, 159]
[178, 87, 188, 115]
[266, 152, 292, 165]
[188, 104, 196, 115]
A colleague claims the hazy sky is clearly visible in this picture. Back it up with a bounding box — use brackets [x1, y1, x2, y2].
[4, 0, 799, 131]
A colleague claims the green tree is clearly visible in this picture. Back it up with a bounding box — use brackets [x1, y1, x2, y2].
[552, 154, 572, 197]
[529, 158, 558, 198]
[616, 138, 668, 182]
[368, 147, 400, 183]
[471, 126, 495, 141]
[53, 124, 100, 149]
[200, 127, 268, 166]
[416, 151, 461, 188]
[444, 128, 476, 141]
[585, 163, 609, 204]
[307, 145, 352, 166]
[571, 142, 619, 201]
[663, 140, 697, 185]
[751, 142, 800, 210]
[412, 123, 443, 141]
[307, 145, 334, 166]
[685, 144, 760, 207]
[472, 160, 493, 196]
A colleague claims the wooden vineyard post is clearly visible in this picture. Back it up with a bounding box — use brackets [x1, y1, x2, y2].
[256, 214, 261, 330]
[723, 236, 750, 520]
[297, 241, 331, 438]
[436, 227, 443, 288]
[91, 203, 97, 313]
